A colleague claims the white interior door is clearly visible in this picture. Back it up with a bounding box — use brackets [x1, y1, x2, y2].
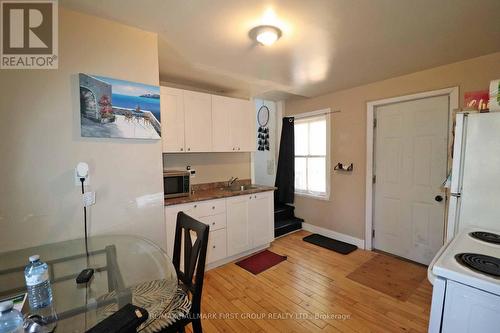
[373, 95, 448, 265]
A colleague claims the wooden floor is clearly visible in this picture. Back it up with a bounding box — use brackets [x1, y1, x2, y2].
[188, 230, 432, 333]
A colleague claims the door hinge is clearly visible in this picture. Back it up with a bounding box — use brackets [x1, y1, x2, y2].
[372, 229, 375, 238]
[373, 118, 377, 128]
[372, 175, 376, 184]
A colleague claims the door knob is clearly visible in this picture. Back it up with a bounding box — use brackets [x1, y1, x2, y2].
[435, 195, 443, 202]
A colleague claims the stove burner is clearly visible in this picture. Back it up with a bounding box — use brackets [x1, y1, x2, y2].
[469, 231, 500, 244]
[456, 253, 500, 277]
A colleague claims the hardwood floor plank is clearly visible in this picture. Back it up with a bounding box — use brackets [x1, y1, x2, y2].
[191, 230, 432, 333]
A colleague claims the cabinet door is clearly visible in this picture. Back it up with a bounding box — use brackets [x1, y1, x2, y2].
[249, 191, 274, 247]
[184, 91, 212, 152]
[237, 99, 256, 152]
[230, 99, 255, 152]
[160, 87, 185, 153]
[226, 195, 251, 256]
[207, 229, 227, 264]
[211, 95, 233, 152]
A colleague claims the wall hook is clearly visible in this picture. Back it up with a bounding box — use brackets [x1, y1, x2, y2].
[334, 163, 353, 172]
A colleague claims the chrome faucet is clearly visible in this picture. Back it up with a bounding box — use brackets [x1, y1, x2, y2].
[228, 177, 239, 187]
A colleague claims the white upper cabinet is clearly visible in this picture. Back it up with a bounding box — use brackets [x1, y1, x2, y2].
[212, 95, 256, 152]
[160, 87, 185, 153]
[212, 95, 234, 152]
[161, 87, 255, 153]
[232, 98, 256, 152]
[184, 91, 213, 152]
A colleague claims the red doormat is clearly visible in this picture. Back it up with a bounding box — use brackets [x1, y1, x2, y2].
[236, 250, 287, 274]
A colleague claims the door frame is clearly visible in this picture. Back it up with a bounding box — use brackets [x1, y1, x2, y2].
[365, 87, 459, 250]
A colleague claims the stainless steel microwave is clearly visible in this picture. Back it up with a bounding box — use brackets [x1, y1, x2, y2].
[163, 170, 190, 199]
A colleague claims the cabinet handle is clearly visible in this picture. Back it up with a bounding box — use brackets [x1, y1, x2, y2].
[212, 245, 216, 249]
[187, 148, 191, 151]
[212, 222, 215, 226]
[232, 147, 235, 151]
[254, 195, 257, 199]
[238, 147, 240, 151]
[194, 205, 197, 208]
[180, 148, 184, 151]
[249, 196, 252, 199]
[212, 206, 215, 209]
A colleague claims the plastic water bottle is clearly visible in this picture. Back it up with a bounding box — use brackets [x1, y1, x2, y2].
[0, 301, 23, 333]
[24, 255, 53, 309]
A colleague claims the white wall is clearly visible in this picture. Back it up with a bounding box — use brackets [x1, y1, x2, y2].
[163, 152, 251, 184]
[286, 52, 500, 239]
[0, 8, 166, 252]
[253, 99, 277, 186]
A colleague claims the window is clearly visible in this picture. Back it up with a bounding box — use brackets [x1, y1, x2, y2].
[294, 113, 330, 199]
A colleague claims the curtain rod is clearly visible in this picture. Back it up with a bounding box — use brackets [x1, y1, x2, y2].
[292, 108, 341, 119]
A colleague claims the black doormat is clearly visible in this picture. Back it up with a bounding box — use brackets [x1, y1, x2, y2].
[303, 234, 357, 255]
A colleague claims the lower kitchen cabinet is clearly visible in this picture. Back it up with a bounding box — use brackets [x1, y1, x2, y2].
[249, 192, 274, 248]
[164, 191, 274, 268]
[226, 195, 252, 256]
[207, 229, 227, 264]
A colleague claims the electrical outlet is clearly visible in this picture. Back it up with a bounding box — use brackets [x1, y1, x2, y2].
[75, 170, 90, 186]
[83, 192, 95, 207]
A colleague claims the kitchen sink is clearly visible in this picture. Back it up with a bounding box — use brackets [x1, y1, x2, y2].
[226, 184, 260, 192]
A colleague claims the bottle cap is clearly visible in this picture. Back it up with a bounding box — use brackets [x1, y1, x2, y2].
[0, 300, 14, 312]
[29, 254, 40, 262]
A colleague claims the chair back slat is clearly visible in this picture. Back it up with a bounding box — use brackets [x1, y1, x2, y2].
[172, 212, 209, 315]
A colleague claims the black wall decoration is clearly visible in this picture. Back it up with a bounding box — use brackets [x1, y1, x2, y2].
[257, 105, 270, 151]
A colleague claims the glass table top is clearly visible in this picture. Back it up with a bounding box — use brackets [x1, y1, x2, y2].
[0, 235, 178, 332]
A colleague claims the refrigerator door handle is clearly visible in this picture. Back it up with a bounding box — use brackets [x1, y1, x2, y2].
[450, 192, 461, 198]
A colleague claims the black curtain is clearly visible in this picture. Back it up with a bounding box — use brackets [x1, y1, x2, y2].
[274, 117, 295, 204]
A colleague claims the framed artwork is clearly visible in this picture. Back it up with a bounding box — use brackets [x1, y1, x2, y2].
[79, 73, 161, 139]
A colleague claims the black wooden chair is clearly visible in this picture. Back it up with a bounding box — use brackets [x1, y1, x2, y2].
[161, 212, 209, 333]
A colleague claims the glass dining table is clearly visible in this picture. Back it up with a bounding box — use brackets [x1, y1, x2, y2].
[0, 235, 178, 332]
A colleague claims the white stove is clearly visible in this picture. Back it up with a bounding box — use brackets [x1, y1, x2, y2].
[428, 227, 500, 333]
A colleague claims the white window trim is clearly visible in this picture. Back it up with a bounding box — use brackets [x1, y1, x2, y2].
[293, 110, 331, 201]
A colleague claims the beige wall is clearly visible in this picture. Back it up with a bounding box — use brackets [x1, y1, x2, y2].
[163, 153, 251, 184]
[0, 8, 166, 252]
[285, 52, 500, 241]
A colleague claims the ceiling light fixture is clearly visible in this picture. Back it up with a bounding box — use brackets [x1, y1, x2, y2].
[249, 25, 282, 46]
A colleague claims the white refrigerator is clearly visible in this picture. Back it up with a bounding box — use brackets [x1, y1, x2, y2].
[446, 111, 500, 240]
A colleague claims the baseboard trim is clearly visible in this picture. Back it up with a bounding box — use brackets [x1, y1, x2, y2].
[302, 223, 365, 249]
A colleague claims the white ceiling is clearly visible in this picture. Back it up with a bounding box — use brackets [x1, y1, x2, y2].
[61, 0, 500, 100]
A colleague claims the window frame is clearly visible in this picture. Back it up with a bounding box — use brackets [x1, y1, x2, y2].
[293, 110, 331, 201]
